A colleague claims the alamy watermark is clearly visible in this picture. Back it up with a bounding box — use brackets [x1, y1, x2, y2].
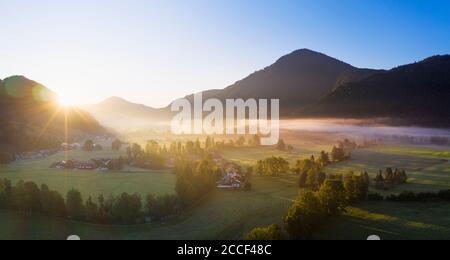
[171, 93, 280, 145]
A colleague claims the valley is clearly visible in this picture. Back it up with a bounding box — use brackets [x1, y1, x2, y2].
[1, 126, 449, 240]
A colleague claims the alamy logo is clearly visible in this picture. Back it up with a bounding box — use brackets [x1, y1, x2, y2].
[171, 93, 280, 145]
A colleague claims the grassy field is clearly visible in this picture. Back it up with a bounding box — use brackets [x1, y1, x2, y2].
[0, 175, 299, 240]
[317, 201, 450, 240]
[327, 146, 450, 194]
[1, 172, 449, 240]
[222, 144, 450, 194]
[0, 142, 449, 240]
[221, 145, 331, 167]
[0, 149, 176, 199]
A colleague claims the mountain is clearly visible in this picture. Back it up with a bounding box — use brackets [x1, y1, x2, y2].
[84, 49, 381, 127]
[82, 97, 172, 129]
[0, 76, 104, 153]
[304, 55, 450, 126]
[83, 49, 449, 129]
[179, 49, 382, 115]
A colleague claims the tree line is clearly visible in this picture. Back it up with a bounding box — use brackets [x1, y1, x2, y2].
[255, 157, 290, 177]
[174, 155, 221, 205]
[369, 189, 450, 202]
[0, 139, 227, 225]
[246, 169, 372, 240]
[374, 168, 407, 190]
[0, 178, 183, 224]
[255, 139, 358, 179]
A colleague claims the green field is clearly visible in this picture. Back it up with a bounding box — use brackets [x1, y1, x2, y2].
[0, 143, 449, 240]
[318, 201, 450, 240]
[0, 149, 176, 199]
[327, 146, 450, 194]
[0, 175, 299, 240]
[221, 145, 331, 166]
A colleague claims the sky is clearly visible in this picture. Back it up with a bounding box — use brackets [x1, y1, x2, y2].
[1, 0, 450, 107]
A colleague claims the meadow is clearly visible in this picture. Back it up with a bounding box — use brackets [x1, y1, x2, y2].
[0, 135, 449, 240]
[0, 175, 298, 240]
[327, 146, 450, 194]
[0, 148, 176, 199]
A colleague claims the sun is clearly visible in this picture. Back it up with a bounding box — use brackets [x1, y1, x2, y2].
[57, 93, 78, 107]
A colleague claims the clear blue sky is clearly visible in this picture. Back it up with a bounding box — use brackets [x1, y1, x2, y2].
[1, 0, 449, 107]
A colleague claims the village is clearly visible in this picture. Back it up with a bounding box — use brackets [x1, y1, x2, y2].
[50, 156, 246, 189]
[50, 157, 125, 172]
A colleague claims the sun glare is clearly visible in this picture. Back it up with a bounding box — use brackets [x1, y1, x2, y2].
[58, 94, 78, 107]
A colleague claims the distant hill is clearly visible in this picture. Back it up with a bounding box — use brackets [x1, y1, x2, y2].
[0, 76, 105, 153]
[82, 97, 172, 129]
[83, 49, 450, 129]
[84, 49, 381, 128]
[179, 49, 382, 115]
[303, 55, 450, 126]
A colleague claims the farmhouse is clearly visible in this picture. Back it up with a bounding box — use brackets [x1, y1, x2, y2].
[74, 161, 97, 170]
[50, 160, 96, 170]
[217, 163, 243, 189]
[61, 143, 81, 150]
[50, 157, 124, 171]
[217, 171, 242, 189]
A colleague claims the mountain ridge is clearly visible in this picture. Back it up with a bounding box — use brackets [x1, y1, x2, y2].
[0, 76, 105, 152]
[81, 49, 450, 128]
[302, 55, 450, 126]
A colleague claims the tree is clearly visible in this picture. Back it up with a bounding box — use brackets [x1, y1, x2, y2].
[110, 193, 142, 224]
[205, 136, 212, 150]
[277, 139, 286, 151]
[66, 189, 85, 220]
[0, 179, 12, 208]
[12, 181, 41, 213]
[146, 194, 158, 220]
[331, 146, 346, 162]
[130, 143, 143, 159]
[319, 151, 330, 166]
[304, 167, 326, 191]
[112, 139, 123, 151]
[343, 173, 356, 202]
[175, 163, 197, 205]
[97, 194, 108, 223]
[246, 224, 286, 240]
[246, 166, 254, 176]
[237, 136, 246, 147]
[85, 197, 99, 222]
[47, 190, 67, 218]
[317, 179, 346, 217]
[284, 190, 324, 240]
[83, 140, 94, 151]
[353, 174, 369, 201]
[287, 145, 294, 153]
[293, 158, 316, 175]
[256, 160, 264, 176]
[374, 171, 385, 189]
[298, 171, 308, 188]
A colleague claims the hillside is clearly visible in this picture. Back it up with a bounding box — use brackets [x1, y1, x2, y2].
[0, 76, 105, 153]
[180, 49, 381, 115]
[82, 97, 172, 129]
[304, 55, 450, 126]
[82, 50, 450, 128]
[83, 49, 381, 128]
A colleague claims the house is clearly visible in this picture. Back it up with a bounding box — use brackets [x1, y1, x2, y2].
[74, 161, 97, 170]
[50, 160, 75, 169]
[61, 143, 81, 151]
[217, 170, 242, 189]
